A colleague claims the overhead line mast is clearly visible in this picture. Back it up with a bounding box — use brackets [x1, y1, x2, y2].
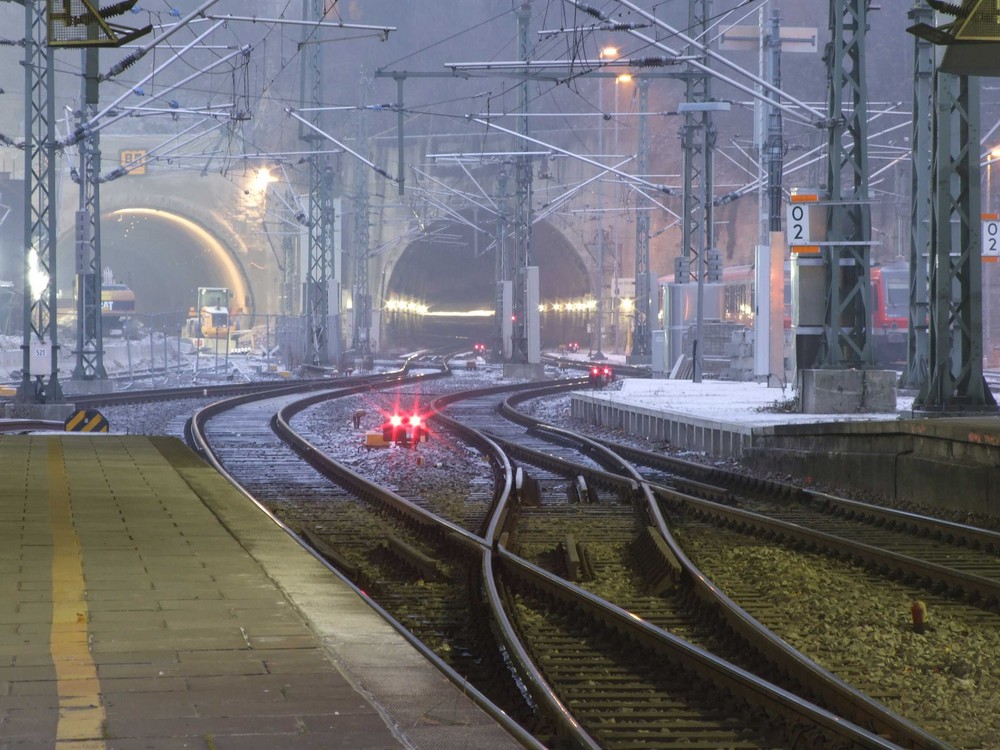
[676, 0, 719, 383]
[906, 0, 999, 412]
[813, 0, 875, 369]
[351, 73, 375, 369]
[510, 0, 535, 365]
[14, 0, 150, 408]
[629, 76, 652, 364]
[16, 0, 61, 406]
[901, 0, 934, 391]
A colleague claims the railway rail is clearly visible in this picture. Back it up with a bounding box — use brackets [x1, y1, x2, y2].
[181, 363, 930, 749]
[507, 389, 1000, 749]
[4, 352, 998, 746]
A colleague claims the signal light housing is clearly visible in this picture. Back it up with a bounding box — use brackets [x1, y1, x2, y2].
[381, 412, 427, 446]
[588, 365, 613, 388]
[383, 414, 404, 443]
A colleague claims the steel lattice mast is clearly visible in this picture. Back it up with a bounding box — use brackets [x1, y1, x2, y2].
[17, 0, 62, 405]
[817, 0, 874, 368]
[915, 69, 995, 410]
[901, 0, 933, 391]
[495, 161, 511, 360]
[72, 48, 108, 383]
[301, 0, 337, 367]
[629, 76, 651, 363]
[678, 0, 716, 383]
[351, 74, 374, 368]
[764, 10, 784, 234]
[510, 0, 533, 363]
[282, 193, 298, 317]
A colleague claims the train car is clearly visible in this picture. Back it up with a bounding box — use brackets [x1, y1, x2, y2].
[869, 261, 909, 365]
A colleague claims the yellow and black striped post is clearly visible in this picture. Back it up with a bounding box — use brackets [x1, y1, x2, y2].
[64, 409, 109, 433]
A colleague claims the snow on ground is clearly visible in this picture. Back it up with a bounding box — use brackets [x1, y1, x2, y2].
[553, 350, 915, 426]
[588, 377, 915, 427]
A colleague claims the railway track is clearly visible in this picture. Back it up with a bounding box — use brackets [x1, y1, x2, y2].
[186, 366, 552, 746]
[591, 435, 1000, 606]
[15, 357, 994, 747]
[501, 389, 1000, 748]
[185, 367, 908, 749]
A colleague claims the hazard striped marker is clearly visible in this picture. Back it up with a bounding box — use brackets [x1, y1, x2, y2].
[64, 409, 109, 433]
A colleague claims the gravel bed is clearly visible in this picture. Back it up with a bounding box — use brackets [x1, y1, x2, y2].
[520, 390, 1000, 750]
[679, 531, 1000, 750]
[100, 397, 216, 437]
[296, 387, 493, 527]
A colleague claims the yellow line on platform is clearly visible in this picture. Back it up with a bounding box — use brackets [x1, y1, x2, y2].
[48, 440, 107, 747]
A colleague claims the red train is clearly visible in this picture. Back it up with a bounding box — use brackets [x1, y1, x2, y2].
[869, 261, 909, 365]
[660, 260, 909, 365]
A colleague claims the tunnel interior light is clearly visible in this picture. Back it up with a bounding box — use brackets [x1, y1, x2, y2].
[384, 297, 429, 315]
[384, 296, 601, 316]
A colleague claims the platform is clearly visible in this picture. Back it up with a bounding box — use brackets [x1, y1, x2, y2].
[571, 377, 913, 459]
[0, 434, 524, 749]
[570, 377, 1000, 517]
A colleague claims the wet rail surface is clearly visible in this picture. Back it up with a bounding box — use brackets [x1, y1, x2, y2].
[185, 366, 964, 749]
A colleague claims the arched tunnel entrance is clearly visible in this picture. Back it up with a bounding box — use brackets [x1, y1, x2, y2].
[56, 207, 252, 333]
[382, 218, 591, 350]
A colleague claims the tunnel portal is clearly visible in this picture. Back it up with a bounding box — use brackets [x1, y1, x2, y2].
[57, 208, 251, 332]
[383, 218, 592, 349]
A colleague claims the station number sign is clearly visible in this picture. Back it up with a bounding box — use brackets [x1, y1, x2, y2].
[786, 195, 824, 253]
[120, 149, 147, 175]
[983, 214, 1000, 261]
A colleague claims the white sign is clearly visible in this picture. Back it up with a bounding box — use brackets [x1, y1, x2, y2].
[787, 203, 812, 244]
[983, 218, 1000, 258]
[30, 341, 51, 376]
[786, 202, 822, 244]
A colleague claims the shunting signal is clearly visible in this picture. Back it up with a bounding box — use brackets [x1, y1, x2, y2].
[589, 365, 613, 388]
[368, 411, 428, 449]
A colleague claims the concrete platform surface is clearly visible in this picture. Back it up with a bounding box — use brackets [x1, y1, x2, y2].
[570, 377, 1000, 516]
[0, 435, 524, 750]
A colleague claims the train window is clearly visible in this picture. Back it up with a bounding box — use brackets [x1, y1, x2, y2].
[885, 278, 908, 309]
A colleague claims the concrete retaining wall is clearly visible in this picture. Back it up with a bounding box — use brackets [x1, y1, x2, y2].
[571, 392, 1000, 518]
[571, 393, 753, 458]
[746, 420, 1000, 517]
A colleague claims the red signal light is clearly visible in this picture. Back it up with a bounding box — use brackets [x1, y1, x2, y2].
[389, 414, 403, 428]
[408, 414, 422, 428]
